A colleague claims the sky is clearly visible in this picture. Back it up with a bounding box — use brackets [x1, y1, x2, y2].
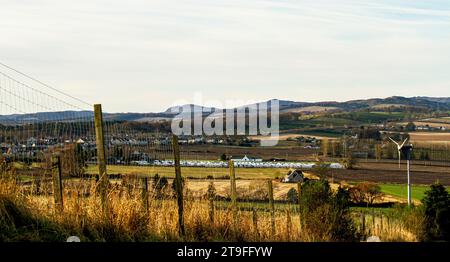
[1, 0, 450, 113]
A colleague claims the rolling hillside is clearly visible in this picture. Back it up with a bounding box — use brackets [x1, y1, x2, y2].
[1, 96, 449, 125]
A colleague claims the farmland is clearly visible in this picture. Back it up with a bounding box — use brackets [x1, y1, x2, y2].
[2, 94, 450, 243]
[379, 184, 433, 201]
[409, 132, 450, 143]
[84, 161, 450, 186]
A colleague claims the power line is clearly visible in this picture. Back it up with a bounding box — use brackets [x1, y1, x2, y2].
[0, 71, 87, 111]
[0, 61, 92, 107]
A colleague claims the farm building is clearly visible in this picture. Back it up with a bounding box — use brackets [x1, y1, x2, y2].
[282, 169, 304, 183]
[230, 155, 263, 162]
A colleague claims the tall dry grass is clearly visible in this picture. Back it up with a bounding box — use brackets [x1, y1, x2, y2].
[0, 173, 419, 242]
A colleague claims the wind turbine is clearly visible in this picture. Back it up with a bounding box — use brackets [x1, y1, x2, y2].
[389, 137, 408, 168]
[389, 137, 413, 206]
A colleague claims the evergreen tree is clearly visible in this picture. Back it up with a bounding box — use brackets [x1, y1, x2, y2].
[422, 183, 450, 241]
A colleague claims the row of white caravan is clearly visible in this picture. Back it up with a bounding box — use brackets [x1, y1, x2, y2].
[136, 160, 344, 169]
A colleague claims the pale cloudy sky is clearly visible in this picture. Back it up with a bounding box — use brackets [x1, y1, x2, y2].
[1, 0, 450, 112]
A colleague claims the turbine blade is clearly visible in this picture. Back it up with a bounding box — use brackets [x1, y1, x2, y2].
[400, 138, 408, 148]
[389, 137, 400, 147]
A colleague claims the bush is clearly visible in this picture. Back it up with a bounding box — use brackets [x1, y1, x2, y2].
[349, 182, 383, 207]
[299, 179, 357, 241]
[220, 153, 227, 161]
[152, 174, 168, 199]
[422, 183, 450, 241]
[286, 188, 298, 204]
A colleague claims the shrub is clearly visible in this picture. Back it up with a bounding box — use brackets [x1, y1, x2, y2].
[299, 180, 357, 241]
[422, 183, 450, 241]
[286, 188, 298, 204]
[219, 153, 227, 161]
[152, 174, 168, 199]
[349, 182, 383, 207]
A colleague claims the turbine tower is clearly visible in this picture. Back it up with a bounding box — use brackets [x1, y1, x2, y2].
[389, 137, 408, 168]
[389, 137, 413, 206]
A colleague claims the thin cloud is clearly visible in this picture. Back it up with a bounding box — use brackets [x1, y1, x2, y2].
[0, 0, 449, 112]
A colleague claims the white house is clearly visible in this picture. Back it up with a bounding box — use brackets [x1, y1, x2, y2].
[230, 155, 263, 162]
[282, 169, 304, 183]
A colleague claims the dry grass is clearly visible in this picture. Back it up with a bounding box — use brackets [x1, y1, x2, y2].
[354, 213, 418, 242]
[0, 173, 419, 242]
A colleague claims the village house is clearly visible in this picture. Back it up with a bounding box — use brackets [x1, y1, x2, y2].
[230, 155, 263, 162]
[282, 169, 304, 183]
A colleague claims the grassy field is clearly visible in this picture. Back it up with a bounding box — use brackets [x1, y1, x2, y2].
[379, 184, 438, 201]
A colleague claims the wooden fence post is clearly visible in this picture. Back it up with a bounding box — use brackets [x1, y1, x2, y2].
[51, 154, 63, 212]
[94, 104, 109, 215]
[140, 177, 149, 213]
[268, 180, 275, 238]
[172, 134, 185, 236]
[286, 208, 292, 241]
[209, 197, 214, 224]
[361, 212, 366, 235]
[229, 160, 237, 225]
[32, 175, 41, 195]
[207, 182, 215, 226]
[252, 207, 259, 240]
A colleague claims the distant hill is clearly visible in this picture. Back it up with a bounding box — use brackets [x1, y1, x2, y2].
[1, 96, 449, 125]
[0, 111, 94, 124]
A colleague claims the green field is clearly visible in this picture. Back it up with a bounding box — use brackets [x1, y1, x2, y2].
[379, 184, 435, 201]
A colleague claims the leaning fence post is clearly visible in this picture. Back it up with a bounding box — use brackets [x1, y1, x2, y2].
[94, 104, 109, 215]
[268, 180, 275, 238]
[140, 177, 149, 213]
[172, 134, 185, 236]
[51, 154, 63, 212]
[229, 160, 237, 226]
